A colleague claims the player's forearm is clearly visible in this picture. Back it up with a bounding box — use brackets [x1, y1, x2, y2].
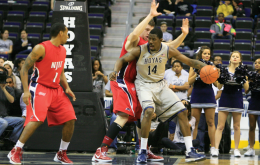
[243, 81, 249, 94]
[105, 90, 113, 97]
[187, 59, 206, 70]
[167, 33, 187, 48]
[113, 58, 124, 73]
[175, 85, 189, 91]
[20, 67, 29, 93]
[188, 74, 196, 85]
[129, 14, 154, 42]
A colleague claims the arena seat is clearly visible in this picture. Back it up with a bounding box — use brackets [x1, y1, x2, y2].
[194, 28, 211, 39]
[31, 1, 49, 12]
[12, 2, 29, 17]
[26, 23, 44, 34]
[7, 11, 25, 26]
[0, 1, 9, 19]
[241, 0, 252, 8]
[194, 39, 211, 49]
[235, 29, 253, 40]
[28, 12, 47, 23]
[45, 23, 51, 33]
[3, 22, 21, 34]
[238, 50, 252, 61]
[175, 16, 193, 27]
[16, 54, 28, 59]
[213, 39, 232, 51]
[234, 40, 252, 51]
[196, 6, 213, 16]
[235, 17, 253, 29]
[256, 30, 260, 40]
[89, 6, 105, 13]
[254, 51, 260, 60]
[27, 33, 41, 46]
[255, 41, 260, 51]
[156, 15, 174, 27]
[196, 0, 213, 6]
[0, 54, 8, 60]
[48, 11, 52, 23]
[42, 33, 50, 41]
[8, 33, 18, 43]
[195, 16, 212, 28]
[88, 14, 105, 26]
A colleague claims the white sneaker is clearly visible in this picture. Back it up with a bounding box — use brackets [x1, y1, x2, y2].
[210, 147, 215, 156]
[243, 145, 250, 151]
[211, 148, 219, 157]
[244, 148, 255, 157]
[234, 149, 241, 157]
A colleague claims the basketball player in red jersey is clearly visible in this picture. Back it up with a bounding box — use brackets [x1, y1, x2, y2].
[8, 23, 77, 164]
[92, 0, 189, 162]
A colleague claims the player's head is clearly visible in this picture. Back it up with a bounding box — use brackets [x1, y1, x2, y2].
[1, 29, 9, 40]
[139, 16, 155, 41]
[148, 28, 163, 51]
[160, 22, 167, 33]
[172, 60, 183, 74]
[50, 22, 68, 44]
[229, 51, 242, 66]
[218, 13, 224, 23]
[0, 57, 5, 67]
[92, 57, 103, 75]
[213, 56, 222, 65]
[196, 46, 211, 62]
[20, 29, 28, 40]
[255, 58, 260, 72]
[6, 76, 14, 88]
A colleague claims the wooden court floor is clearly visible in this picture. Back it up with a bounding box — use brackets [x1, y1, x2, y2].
[0, 150, 260, 165]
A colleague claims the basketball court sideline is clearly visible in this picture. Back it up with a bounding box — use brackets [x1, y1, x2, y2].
[1, 150, 260, 165]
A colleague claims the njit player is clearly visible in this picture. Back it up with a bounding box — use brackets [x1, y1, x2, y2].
[92, 0, 190, 162]
[8, 23, 77, 164]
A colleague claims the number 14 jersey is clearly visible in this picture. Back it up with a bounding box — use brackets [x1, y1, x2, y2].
[136, 43, 169, 83]
[31, 40, 66, 88]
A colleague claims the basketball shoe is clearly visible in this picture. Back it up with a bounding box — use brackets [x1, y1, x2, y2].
[147, 149, 164, 161]
[54, 150, 73, 164]
[185, 147, 206, 162]
[7, 147, 23, 164]
[92, 146, 112, 162]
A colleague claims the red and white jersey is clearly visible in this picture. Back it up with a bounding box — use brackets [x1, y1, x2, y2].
[117, 36, 147, 83]
[31, 40, 66, 88]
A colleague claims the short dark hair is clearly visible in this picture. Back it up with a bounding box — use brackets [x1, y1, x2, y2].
[214, 56, 222, 61]
[150, 28, 163, 39]
[218, 12, 224, 17]
[138, 16, 155, 27]
[6, 76, 13, 82]
[14, 58, 25, 69]
[21, 29, 27, 33]
[50, 23, 66, 38]
[172, 60, 183, 67]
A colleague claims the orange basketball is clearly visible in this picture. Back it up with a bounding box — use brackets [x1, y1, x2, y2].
[200, 65, 219, 84]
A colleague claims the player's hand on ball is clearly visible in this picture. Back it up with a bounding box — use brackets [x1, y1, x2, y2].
[150, 0, 162, 17]
[109, 71, 117, 81]
[23, 91, 31, 105]
[66, 88, 76, 101]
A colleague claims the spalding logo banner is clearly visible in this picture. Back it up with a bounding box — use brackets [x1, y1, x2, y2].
[60, 2, 83, 11]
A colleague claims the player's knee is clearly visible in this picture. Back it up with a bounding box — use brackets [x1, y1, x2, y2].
[233, 124, 240, 131]
[144, 108, 154, 117]
[206, 119, 214, 127]
[249, 124, 256, 131]
[217, 124, 225, 131]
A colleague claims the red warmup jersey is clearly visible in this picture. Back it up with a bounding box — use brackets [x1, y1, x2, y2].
[31, 41, 66, 88]
[117, 36, 147, 82]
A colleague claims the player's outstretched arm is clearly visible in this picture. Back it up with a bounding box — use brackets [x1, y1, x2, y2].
[110, 47, 141, 81]
[60, 68, 76, 101]
[21, 44, 45, 105]
[125, 0, 161, 52]
[165, 18, 189, 48]
[168, 46, 206, 70]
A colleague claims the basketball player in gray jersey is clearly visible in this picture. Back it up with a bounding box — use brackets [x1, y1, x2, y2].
[110, 28, 208, 163]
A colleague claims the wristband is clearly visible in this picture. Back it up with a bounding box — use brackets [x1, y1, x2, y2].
[172, 85, 176, 89]
[5, 51, 8, 54]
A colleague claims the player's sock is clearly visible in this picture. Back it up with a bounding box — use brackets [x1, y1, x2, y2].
[140, 138, 148, 153]
[59, 139, 70, 150]
[15, 140, 24, 149]
[184, 136, 193, 153]
[101, 122, 122, 148]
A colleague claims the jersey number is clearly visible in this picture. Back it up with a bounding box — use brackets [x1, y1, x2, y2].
[53, 72, 58, 82]
[148, 65, 157, 75]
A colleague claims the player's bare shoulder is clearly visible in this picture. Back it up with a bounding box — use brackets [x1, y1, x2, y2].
[167, 45, 182, 59]
[31, 44, 46, 61]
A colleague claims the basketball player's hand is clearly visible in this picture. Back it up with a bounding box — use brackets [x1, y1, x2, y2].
[23, 91, 31, 105]
[66, 88, 76, 101]
[150, 0, 162, 17]
[181, 18, 189, 35]
[109, 71, 117, 81]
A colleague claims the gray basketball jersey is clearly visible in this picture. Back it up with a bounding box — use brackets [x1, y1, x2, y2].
[136, 43, 169, 82]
